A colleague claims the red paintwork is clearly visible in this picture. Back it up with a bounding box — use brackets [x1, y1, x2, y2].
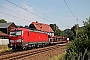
[9, 36, 22, 44]
[29, 32, 48, 42]
[9, 28, 48, 44]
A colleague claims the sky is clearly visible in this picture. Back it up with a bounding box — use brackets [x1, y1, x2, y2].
[0, 0, 90, 30]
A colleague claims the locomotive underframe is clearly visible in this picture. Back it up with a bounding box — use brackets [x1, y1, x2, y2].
[8, 42, 50, 50]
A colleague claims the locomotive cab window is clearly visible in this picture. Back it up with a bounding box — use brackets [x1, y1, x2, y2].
[10, 30, 22, 36]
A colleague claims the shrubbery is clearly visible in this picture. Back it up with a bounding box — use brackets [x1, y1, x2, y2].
[65, 17, 90, 60]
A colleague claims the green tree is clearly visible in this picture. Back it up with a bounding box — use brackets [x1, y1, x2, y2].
[66, 17, 90, 60]
[50, 24, 56, 32]
[55, 28, 65, 36]
[0, 19, 7, 23]
[66, 30, 89, 60]
[55, 28, 61, 36]
[50, 24, 65, 36]
[71, 24, 79, 40]
[16, 25, 23, 28]
[64, 29, 74, 40]
[24, 25, 29, 28]
[83, 17, 90, 39]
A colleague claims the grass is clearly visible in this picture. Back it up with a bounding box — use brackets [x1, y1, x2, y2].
[0, 45, 11, 53]
[48, 42, 71, 60]
[48, 52, 66, 60]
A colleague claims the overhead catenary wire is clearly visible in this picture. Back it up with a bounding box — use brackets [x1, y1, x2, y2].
[0, 5, 33, 21]
[0, 11, 32, 22]
[4, 0, 65, 29]
[21, 0, 45, 16]
[21, 0, 55, 20]
[64, 0, 77, 19]
[6, 0, 52, 23]
[20, 0, 64, 28]
[21, 0, 53, 22]
[64, 0, 79, 38]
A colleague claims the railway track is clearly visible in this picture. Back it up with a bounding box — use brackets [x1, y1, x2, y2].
[0, 50, 20, 56]
[0, 43, 66, 60]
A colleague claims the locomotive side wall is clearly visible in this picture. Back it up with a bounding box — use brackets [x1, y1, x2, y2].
[29, 32, 48, 42]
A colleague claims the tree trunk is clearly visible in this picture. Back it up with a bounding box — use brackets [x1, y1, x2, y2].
[88, 50, 90, 60]
[82, 49, 87, 60]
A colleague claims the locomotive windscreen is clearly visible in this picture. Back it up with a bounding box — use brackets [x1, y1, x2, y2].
[10, 30, 22, 36]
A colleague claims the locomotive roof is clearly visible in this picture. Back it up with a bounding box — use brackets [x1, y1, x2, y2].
[11, 28, 29, 31]
[10, 28, 47, 33]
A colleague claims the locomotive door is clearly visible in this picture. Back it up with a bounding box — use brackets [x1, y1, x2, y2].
[27, 32, 30, 42]
[23, 31, 29, 43]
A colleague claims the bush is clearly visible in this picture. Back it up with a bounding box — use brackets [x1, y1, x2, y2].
[65, 33, 90, 60]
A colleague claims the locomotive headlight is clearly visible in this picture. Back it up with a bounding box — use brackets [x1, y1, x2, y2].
[10, 40, 14, 43]
[17, 39, 23, 42]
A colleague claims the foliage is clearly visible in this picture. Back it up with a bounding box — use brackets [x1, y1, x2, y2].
[24, 25, 29, 28]
[64, 29, 74, 40]
[0, 19, 7, 32]
[48, 52, 66, 60]
[50, 24, 65, 36]
[16, 25, 29, 28]
[83, 17, 90, 39]
[71, 24, 79, 40]
[65, 17, 90, 60]
[64, 24, 79, 40]
[55, 28, 61, 36]
[66, 33, 89, 60]
[0, 19, 7, 23]
[16, 25, 24, 28]
[50, 24, 57, 32]
[0, 45, 11, 53]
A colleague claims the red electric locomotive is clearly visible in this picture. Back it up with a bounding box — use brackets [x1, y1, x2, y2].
[8, 28, 49, 50]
